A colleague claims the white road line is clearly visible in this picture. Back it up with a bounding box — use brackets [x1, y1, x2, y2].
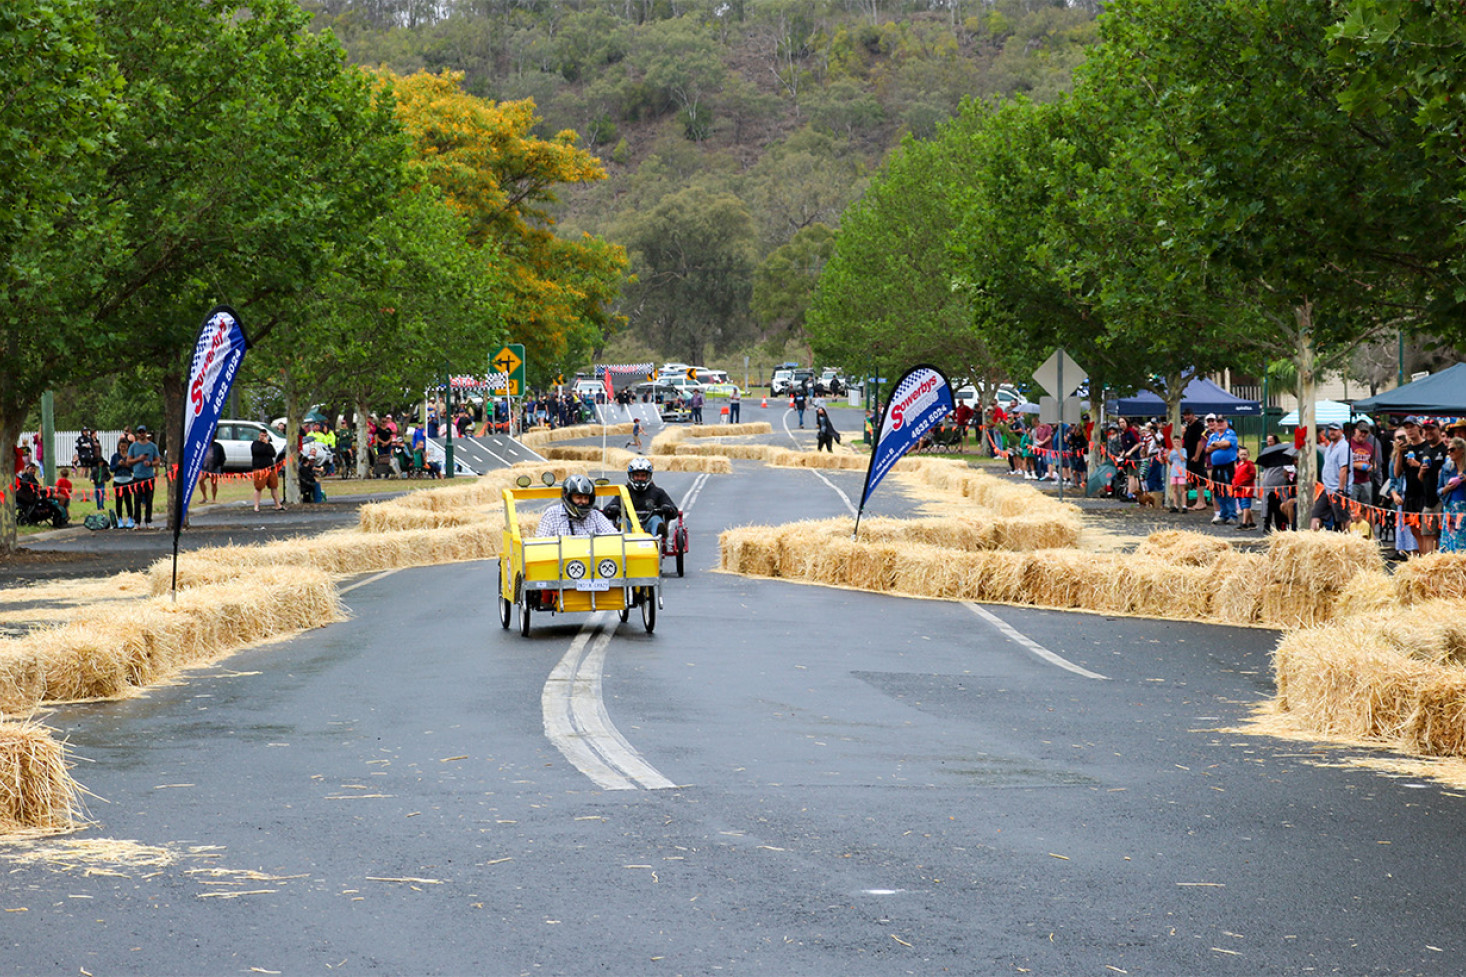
[964, 603, 1109, 680]
[542, 613, 677, 791]
[339, 568, 401, 595]
[781, 408, 800, 446]
[812, 469, 857, 516]
[679, 472, 710, 513]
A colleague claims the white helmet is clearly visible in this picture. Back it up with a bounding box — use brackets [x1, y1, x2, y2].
[627, 456, 654, 492]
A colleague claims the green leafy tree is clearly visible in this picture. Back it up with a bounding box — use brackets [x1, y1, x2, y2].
[0, 0, 123, 549]
[809, 124, 1004, 396]
[751, 223, 835, 338]
[1064, 0, 1457, 486]
[617, 186, 757, 364]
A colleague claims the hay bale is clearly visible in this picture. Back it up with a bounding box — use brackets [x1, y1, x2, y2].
[1406, 672, 1466, 756]
[992, 514, 1081, 551]
[1393, 552, 1466, 604]
[718, 528, 782, 577]
[1211, 552, 1267, 625]
[1135, 530, 1235, 567]
[1334, 570, 1397, 621]
[1022, 550, 1117, 610]
[1274, 629, 1431, 741]
[1259, 531, 1385, 628]
[0, 719, 82, 834]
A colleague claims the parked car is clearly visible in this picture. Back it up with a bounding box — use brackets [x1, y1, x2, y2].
[815, 369, 847, 396]
[573, 378, 604, 398]
[770, 369, 795, 395]
[792, 368, 815, 393]
[214, 419, 287, 472]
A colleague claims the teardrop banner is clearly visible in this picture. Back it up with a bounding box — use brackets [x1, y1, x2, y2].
[172, 305, 251, 596]
[855, 364, 954, 537]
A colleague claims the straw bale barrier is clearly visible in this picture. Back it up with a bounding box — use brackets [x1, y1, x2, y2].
[1134, 530, 1236, 567]
[1390, 552, 1466, 604]
[148, 522, 504, 595]
[539, 444, 733, 474]
[1, 567, 343, 714]
[519, 423, 632, 449]
[1257, 531, 1385, 628]
[0, 719, 81, 834]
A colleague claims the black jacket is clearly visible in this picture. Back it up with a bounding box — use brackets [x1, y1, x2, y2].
[603, 481, 677, 527]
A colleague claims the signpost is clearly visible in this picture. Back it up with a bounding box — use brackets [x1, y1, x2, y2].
[491, 344, 526, 397]
[1032, 348, 1089, 502]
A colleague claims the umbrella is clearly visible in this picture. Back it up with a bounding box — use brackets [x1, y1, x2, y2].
[1278, 400, 1368, 426]
[1256, 442, 1297, 468]
[1012, 401, 1042, 414]
[303, 410, 329, 425]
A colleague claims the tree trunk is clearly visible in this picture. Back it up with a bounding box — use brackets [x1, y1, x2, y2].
[1161, 369, 1187, 452]
[0, 410, 23, 553]
[356, 398, 372, 479]
[282, 376, 300, 506]
[162, 368, 185, 532]
[1295, 301, 1318, 504]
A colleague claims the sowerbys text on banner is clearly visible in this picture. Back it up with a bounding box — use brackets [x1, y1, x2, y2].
[172, 305, 250, 594]
[855, 364, 954, 536]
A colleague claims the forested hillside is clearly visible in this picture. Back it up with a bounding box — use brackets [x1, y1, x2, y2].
[301, 0, 1101, 366]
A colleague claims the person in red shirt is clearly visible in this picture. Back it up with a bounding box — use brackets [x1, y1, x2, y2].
[1232, 446, 1257, 529]
[954, 402, 974, 445]
[54, 467, 74, 517]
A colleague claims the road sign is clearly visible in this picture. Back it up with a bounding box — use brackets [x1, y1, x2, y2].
[1032, 348, 1087, 400]
[1039, 395, 1086, 426]
[491, 343, 526, 397]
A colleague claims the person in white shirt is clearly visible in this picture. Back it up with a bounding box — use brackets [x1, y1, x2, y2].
[534, 474, 618, 537]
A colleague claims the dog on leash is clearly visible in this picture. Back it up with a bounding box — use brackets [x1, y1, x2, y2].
[1135, 491, 1158, 508]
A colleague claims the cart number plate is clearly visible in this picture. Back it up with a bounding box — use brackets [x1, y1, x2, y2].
[575, 580, 611, 591]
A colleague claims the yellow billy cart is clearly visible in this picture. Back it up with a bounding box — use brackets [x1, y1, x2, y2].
[498, 476, 664, 636]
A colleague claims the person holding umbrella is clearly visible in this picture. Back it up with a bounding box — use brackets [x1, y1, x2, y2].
[1256, 435, 1297, 533]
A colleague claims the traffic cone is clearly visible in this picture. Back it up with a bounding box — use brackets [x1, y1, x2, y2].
[761, 396, 768, 408]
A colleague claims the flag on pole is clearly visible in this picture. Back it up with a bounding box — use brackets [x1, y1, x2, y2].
[856, 364, 953, 534]
[173, 306, 249, 593]
[595, 363, 654, 399]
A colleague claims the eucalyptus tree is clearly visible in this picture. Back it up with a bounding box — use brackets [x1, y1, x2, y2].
[0, 0, 124, 549]
[1064, 0, 1458, 487]
[88, 0, 406, 499]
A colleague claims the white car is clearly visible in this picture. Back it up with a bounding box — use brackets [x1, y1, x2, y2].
[573, 379, 604, 398]
[212, 419, 287, 472]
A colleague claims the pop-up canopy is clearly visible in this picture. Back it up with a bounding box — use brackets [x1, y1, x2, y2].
[1107, 376, 1261, 417]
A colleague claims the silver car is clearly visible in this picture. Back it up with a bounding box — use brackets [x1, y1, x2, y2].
[212, 419, 287, 471]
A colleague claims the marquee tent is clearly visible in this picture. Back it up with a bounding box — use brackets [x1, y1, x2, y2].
[1107, 376, 1261, 417]
[1353, 363, 1466, 414]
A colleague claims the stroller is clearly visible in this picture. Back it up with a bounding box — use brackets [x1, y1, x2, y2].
[15, 478, 68, 528]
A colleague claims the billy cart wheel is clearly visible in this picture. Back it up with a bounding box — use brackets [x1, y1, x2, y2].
[518, 590, 532, 637]
[640, 588, 656, 633]
[675, 549, 684, 578]
[497, 570, 512, 629]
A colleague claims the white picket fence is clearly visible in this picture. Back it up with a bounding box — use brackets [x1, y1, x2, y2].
[16, 430, 129, 472]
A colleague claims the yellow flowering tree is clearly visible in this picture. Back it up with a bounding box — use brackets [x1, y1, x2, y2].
[381, 70, 628, 382]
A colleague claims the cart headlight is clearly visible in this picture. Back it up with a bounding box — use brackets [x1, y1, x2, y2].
[564, 559, 586, 580]
[597, 558, 619, 579]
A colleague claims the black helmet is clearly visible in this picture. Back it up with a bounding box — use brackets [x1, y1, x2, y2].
[561, 474, 595, 518]
[627, 456, 653, 493]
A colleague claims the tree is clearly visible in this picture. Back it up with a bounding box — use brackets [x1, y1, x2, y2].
[752, 223, 836, 339]
[384, 69, 629, 382]
[0, 0, 124, 549]
[84, 0, 408, 531]
[616, 186, 757, 364]
[1065, 0, 1459, 487]
[809, 121, 1005, 398]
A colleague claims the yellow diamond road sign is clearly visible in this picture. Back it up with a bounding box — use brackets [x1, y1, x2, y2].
[492, 346, 522, 377]
[490, 343, 526, 396]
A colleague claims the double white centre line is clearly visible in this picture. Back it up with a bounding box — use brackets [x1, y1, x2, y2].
[542, 612, 677, 790]
[541, 472, 710, 790]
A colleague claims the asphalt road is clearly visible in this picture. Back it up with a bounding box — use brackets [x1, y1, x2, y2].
[4, 425, 1465, 975]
